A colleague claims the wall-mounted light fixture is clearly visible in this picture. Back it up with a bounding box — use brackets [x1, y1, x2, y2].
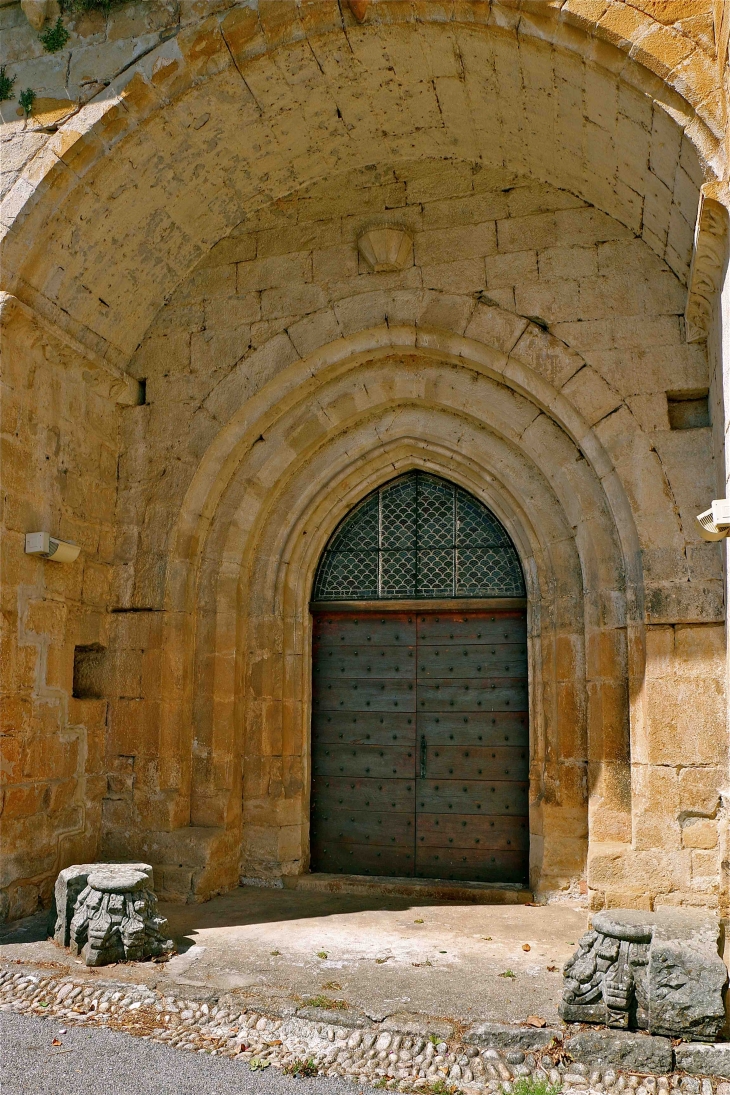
[25, 531, 81, 563]
[696, 500, 730, 542]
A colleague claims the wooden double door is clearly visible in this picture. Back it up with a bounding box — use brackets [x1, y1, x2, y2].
[310, 606, 529, 883]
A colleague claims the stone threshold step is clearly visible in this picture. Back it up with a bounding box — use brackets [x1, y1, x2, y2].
[281, 873, 534, 904]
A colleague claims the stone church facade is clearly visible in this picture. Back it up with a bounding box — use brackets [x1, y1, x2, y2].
[1, 0, 729, 922]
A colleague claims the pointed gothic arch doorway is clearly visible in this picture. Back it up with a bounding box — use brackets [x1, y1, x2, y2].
[309, 472, 529, 884]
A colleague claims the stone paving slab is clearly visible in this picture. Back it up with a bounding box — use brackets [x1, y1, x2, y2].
[3, 888, 730, 1091]
[0, 886, 587, 1028]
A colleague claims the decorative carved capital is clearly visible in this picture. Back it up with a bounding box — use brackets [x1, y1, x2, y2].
[64, 863, 174, 966]
[357, 225, 412, 273]
[685, 195, 729, 343]
[560, 907, 726, 1041]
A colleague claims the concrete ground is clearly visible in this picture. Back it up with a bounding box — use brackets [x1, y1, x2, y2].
[0, 879, 587, 1030]
[0, 1011, 372, 1095]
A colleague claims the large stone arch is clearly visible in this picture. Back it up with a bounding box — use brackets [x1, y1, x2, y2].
[2, 2, 726, 919]
[1, 2, 725, 368]
[108, 321, 640, 900]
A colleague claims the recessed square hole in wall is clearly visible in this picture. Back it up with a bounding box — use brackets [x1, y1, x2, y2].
[72, 643, 107, 699]
[667, 390, 710, 430]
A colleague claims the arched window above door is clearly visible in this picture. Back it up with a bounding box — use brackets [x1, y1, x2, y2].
[312, 472, 525, 601]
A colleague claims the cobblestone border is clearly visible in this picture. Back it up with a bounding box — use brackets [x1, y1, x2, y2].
[0, 965, 727, 1095]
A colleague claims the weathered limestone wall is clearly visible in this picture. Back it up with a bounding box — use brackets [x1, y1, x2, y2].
[1, 0, 729, 919]
[98, 160, 722, 910]
[0, 298, 124, 920]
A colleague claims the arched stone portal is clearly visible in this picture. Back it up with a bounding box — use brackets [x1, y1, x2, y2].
[129, 321, 638, 903]
[309, 470, 530, 884]
[1, 1, 726, 921]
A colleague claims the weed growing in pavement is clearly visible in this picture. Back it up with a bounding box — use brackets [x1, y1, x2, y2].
[421, 1080, 462, 1095]
[249, 1057, 271, 1072]
[513, 1077, 562, 1095]
[283, 1058, 318, 1078]
[305, 994, 349, 1010]
[499, 970, 516, 978]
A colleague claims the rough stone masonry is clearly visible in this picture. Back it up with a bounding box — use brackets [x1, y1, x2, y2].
[0, 0, 729, 1015]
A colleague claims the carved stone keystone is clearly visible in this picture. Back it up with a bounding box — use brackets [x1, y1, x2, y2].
[357, 226, 412, 272]
[560, 907, 727, 1042]
[52, 862, 173, 967]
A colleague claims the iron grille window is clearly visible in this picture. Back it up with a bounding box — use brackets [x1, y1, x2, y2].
[313, 472, 525, 601]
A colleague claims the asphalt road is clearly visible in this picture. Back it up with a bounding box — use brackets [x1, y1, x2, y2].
[0, 1012, 370, 1095]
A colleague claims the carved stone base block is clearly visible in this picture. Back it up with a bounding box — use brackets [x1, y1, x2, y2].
[54, 863, 174, 967]
[51, 863, 101, 947]
[560, 908, 727, 1042]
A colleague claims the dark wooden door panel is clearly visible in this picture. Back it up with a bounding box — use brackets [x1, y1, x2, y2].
[415, 846, 528, 883]
[417, 644, 527, 677]
[312, 808, 415, 847]
[416, 779, 528, 815]
[417, 613, 525, 644]
[312, 841, 415, 876]
[417, 813, 529, 849]
[312, 712, 416, 745]
[313, 678, 417, 711]
[315, 615, 417, 646]
[313, 776, 415, 812]
[425, 745, 528, 780]
[311, 607, 529, 882]
[313, 645, 416, 678]
[313, 744, 416, 778]
[417, 679, 528, 711]
[418, 712, 528, 746]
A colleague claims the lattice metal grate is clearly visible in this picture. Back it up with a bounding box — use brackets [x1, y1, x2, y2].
[313, 472, 525, 601]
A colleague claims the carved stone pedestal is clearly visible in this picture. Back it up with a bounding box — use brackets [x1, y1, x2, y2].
[52, 863, 174, 967]
[560, 908, 727, 1042]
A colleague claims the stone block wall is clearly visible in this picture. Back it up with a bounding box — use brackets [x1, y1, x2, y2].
[1, 0, 729, 918]
[101, 159, 723, 909]
[0, 298, 125, 920]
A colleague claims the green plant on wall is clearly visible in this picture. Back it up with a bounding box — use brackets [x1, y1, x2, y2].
[0, 66, 16, 102]
[39, 17, 70, 52]
[19, 88, 36, 116]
